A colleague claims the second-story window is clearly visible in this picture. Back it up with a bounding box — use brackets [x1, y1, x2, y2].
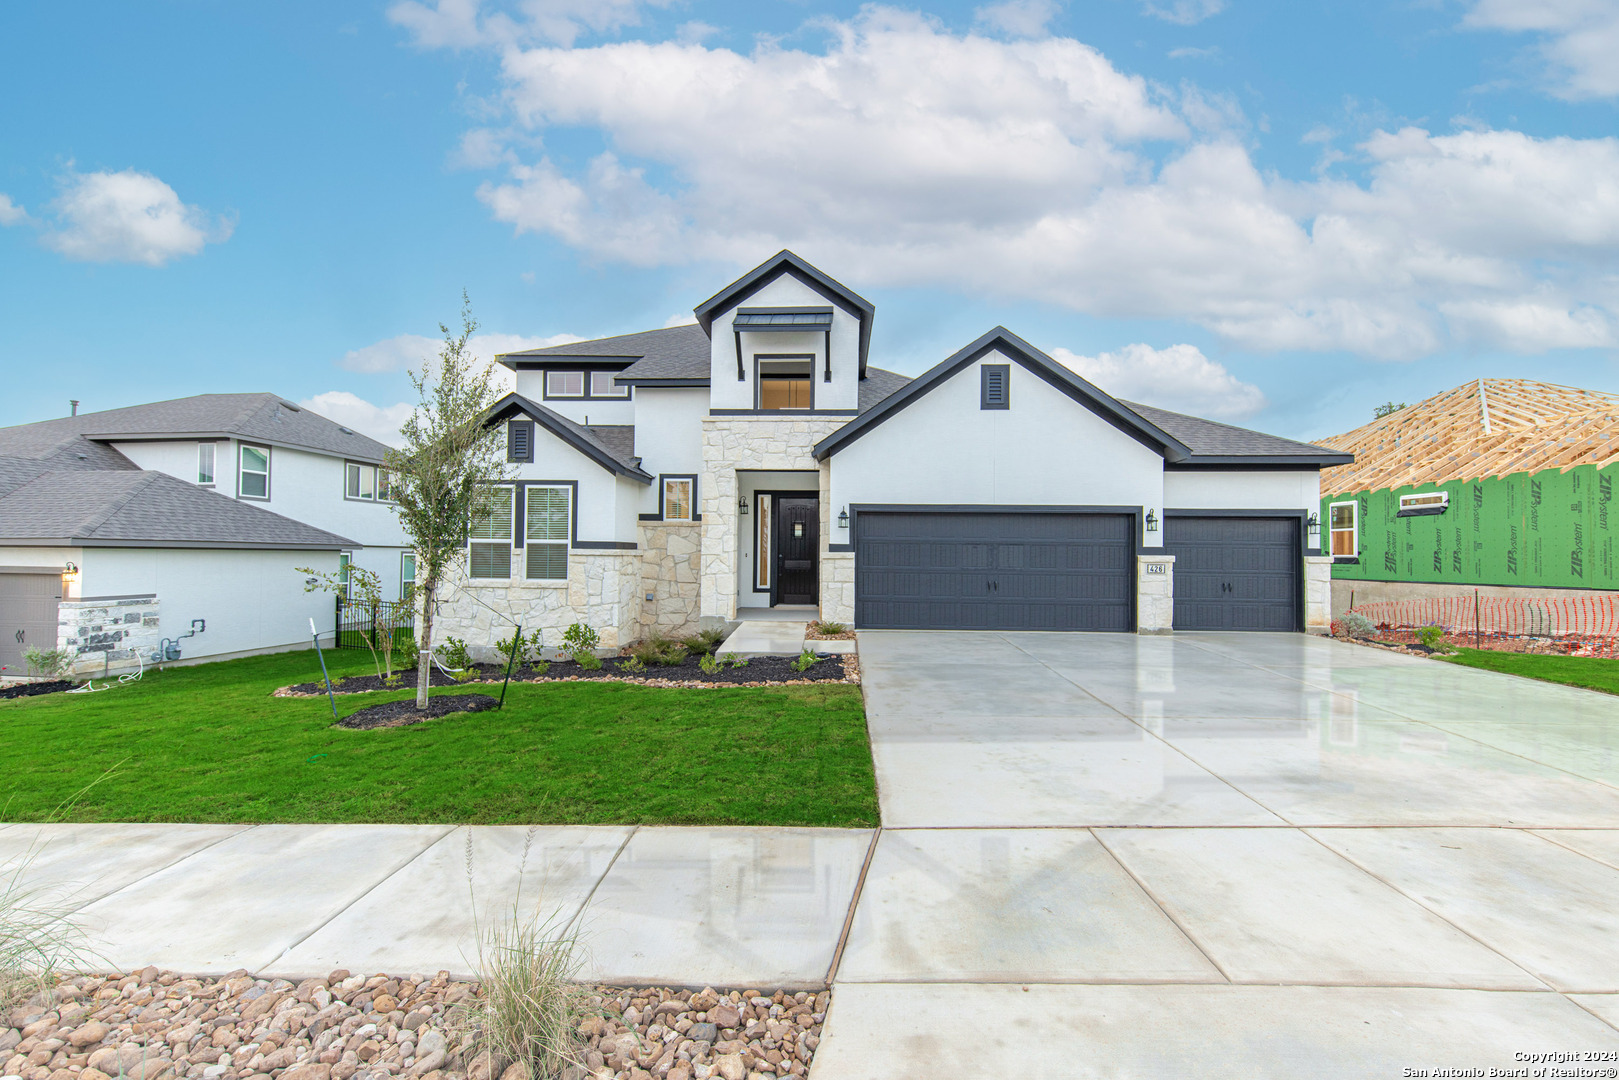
[758, 358, 813, 410]
[240, 445, 270, 499]
[197, 442, 215, 485]
[345, 462, 393, 502]
[589, 371, 630, 398]
[546, 371, 585, 397]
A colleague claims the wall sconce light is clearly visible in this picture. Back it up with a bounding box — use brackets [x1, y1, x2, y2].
[1144, 510, 1158, 533]
[738, 496, 749, 515]
[838, 507, 850, 530]
[62, 561, 79, 581]
[1306, 511, 1321, 541]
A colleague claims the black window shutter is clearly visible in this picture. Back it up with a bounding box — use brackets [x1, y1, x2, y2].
[981, 365, 1010, 410]
[508, 421, 534, 462]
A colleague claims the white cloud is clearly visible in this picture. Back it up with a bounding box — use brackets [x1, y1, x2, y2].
[1465, 0, 1619, 100]
[298, 392, 416, 447]
[1051, 342, 1267, 420]
[662, 312, 698, 327]
[389, 0, 663, 49]
[0, 194, 27, 226]
[337, 331, 581, 376]
[441, 7, 1619, 359]
[1142, 0, 1226, 26]
[1168, 45, 1218, 59]
[975, 0, 1061, 38]
[43, 169, 232, 266]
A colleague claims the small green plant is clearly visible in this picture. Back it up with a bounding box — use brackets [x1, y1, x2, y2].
[573, 652, 603, 671]
[561, 623, 600, 663]
[21, 647, 71, 679]
[619, 655, 646, 675]
[435, 636, 473, 670]
[527, 658, 550, 677]
[698, 651, 720, 675]
[681, 628, 727, 656]
[791, 648, 821, 673]
[632, 637, 688, 666]
[1339, 612, 1375, 640]
[1415, 624, 1454, 653]
[814, 621, 849, 637]
[721, 651, 746, 669]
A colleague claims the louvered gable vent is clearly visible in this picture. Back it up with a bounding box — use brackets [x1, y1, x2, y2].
[981, 364, 1010, 410]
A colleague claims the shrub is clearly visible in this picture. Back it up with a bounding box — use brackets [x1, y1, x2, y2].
[1415, 624, 1454, 653]
[574, 653, 603, 671]
[619, 656, 646, 675]
[721, 651, 746, 669]
[790, 648, 820, 673]
[560, 623, 600, 663]
[811, 621, 848, 637]
[698, 650, 720, 675]
[21, 648, 71, 679]
[632, 637, 688, 666]
[435, 636, 473, 670]
[681, 628, 727, 656]
[1339, 612, 1375, 640]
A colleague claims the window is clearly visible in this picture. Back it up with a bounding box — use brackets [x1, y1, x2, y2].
[507, 420, 534, 463]
[1398, 491, 1449, 517]
[525, 486, 570, 580]
[755, 494, 772, 589]
[377, 468, 392, 502]
[663, 478, 694, 521]
[545, 371, 585, 398]
[1329, 501, 1358, 558]
[400, 552, 416, 599]
[239, 445, 269, 499]
[758, 358, 813, 410]
[469, 487, 514, 578]
[197, 443, 215, 485]
[981, 364, 1010, 410]
[338, 552, 353, 596]
[589, 371, 629, 398]
[345, 462, 392, 501]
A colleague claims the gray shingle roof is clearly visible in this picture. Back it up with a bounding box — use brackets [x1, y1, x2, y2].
[488, 394, 652, 483]
[501, 324, 713, 384]
[0, 470, 356, 548]
[1122, 401, 1352, 462]
[582, 425, 638, 469]
[858, 367, 912, 412]
[0, 394, 394, 465]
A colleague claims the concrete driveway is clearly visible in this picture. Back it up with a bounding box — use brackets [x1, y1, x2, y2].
[814, 631, 1619, 1078]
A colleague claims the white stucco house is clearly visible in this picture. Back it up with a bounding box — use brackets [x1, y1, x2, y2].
[0, 394, 410, 674]
[435, 252, 1351, 654]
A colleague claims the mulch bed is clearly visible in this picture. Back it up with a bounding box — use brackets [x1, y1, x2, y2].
[335, 692, 499, 729]
[279, 652, 855, 696]
[0, 680, 74, 700]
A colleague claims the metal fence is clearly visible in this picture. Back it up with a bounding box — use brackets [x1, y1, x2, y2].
[334, 595, 415, 650]
[1343, 591, 1619, 656]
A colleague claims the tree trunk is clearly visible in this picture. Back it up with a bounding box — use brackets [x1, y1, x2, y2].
[416, 575, 436, 711]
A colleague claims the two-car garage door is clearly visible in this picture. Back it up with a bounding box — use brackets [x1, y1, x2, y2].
[855, 511, 1135, 631]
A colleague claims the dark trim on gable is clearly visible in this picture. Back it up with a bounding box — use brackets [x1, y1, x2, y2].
[484, 393, 652, 484]
[693, 251, 875, 376]
[1168, 455, 1350, 467]
[814, 328, 1192, 463]
[1165, 461, 1329, 471]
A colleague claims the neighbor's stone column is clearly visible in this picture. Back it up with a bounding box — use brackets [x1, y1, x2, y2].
[1136, 554, 1175, 634]
[1304, 554, 1334, 634]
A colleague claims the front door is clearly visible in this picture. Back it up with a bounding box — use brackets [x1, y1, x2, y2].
[775, 497, 819, 605]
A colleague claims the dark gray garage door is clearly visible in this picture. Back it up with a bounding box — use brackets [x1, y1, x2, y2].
[0, 571, 64, 673]
[1165, 516, 1300, 631]
[855, 511, 1134, 631]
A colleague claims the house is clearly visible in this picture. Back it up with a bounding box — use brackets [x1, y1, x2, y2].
[0, 394, 409, 675]
[1317, 378, 1619, 614]
[433, 251, 1349, 656]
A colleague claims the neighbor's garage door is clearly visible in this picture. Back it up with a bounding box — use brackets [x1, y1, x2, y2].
[855, 511, 1134, 631]
[0, 570, 64, 674]
[1164, 516, 1300, 631]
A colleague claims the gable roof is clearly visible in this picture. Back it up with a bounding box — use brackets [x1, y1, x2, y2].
[1318, 378, 1619, 495]
[0, 470, 356, 549]
[693, 251, 876, 376]
[1125, 402, 1352, 465]
[498, 324, 713, 386]
[815, 327, 1193, 462]
[858, 367, 913, 412]
[487, 393, 653, 483]
[0, 394, 394, 465]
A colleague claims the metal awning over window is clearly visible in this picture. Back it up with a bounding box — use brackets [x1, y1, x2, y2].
[732, 308, 833, 331]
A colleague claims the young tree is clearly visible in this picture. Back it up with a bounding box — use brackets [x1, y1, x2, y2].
[384, 293, 512, 710]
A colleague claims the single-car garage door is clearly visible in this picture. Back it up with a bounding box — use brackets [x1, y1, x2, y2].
[0, 570, 64, 673]
[1164, 515, 1300, 631]
[856, 511, 1134, 631]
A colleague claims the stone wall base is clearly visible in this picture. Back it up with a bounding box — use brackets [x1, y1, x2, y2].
[60, 597, 161, 675]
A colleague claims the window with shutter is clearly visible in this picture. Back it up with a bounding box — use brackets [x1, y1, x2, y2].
[525, 485, 570, 580]
[981, 364, 1010, 410]
[469, 487, 514, 578]
[663, 478, 693, 521]
[507, 421, 534, 463]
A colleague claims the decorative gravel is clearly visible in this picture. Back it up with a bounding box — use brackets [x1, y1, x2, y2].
[335, 694, 499, 730]
[4, 970, 827, 1080]
[0, 680, 74, 701]
[280, 654, 853, 697]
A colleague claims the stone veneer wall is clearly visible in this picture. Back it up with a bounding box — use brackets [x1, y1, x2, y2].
[699, 417, 845, 623]
[60, 597, 161, 675]
[432, 551, 639, 662]
[637, 521, 704, 638]
[1136, 555, 1175, 634]
[1304, 554, 1333, 633]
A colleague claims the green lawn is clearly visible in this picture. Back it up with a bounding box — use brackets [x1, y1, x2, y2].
[0, 650, 878, 827]
[1439, 647, 1619, 696]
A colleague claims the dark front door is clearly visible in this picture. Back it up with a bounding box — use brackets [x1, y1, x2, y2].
[775, 498, 819, 605]
[855, 511, 1135, 631]
[1164, 515, 1301, 631]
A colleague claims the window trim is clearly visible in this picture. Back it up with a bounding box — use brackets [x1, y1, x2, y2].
[646, 473, 700, 522]
[523, 483, 571, 581]
[755, 493, 772, 591]
[1397, 491, 1449, 517]
[544, 370, 586, 399]
[981, 364, 1010, 410]
[343, 461, 393, 503]
[400, 551, 416, 599]
[197, 442, 216, 486]
[588, 370, 631, 399]
[661, 476, 696, 522]
[466, 481, 583, 582]
[338, 552, 353, 597]
[754, 353, 816, 412]
[238, 444, 271, 501]
[1328, 499, 1359, 560]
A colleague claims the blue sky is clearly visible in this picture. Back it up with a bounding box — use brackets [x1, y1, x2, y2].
[2, 0, 1616, 443]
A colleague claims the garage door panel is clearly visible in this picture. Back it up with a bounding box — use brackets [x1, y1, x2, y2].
[1165, 515, 1299, 632]
[856, 512, 1134, 632]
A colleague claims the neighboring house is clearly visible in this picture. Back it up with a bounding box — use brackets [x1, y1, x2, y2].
[0, 394, 409, 674]
[1318, 378, 1619, 614]
[434, 251, 1349, 656]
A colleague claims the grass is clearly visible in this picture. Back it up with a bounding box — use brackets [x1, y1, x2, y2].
[0, 649, 879, 827]
[1438, 647, 1619, 696]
